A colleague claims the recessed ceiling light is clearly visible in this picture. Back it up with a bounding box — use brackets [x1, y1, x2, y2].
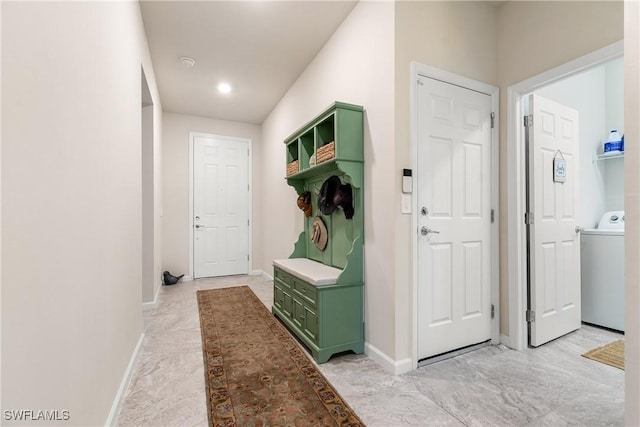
[217, 82, 232, 94]
[180, 56, 196, 68]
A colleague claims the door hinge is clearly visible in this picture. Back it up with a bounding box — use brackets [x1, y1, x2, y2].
[247, 254, 250, 261]
[490, 112, 495, 129]
[524, 114, 533, 127]
[491, 209, 495, 223]
[491, 304, 495, 319]
[524, 212, 534, 225]
[526, 310, 535, 323]
[247, 219, 250, 226]
[417, 78, 424, 86]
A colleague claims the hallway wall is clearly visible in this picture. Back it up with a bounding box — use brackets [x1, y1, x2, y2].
[1, 2, 162, 425]
[261, 1, 396, 364]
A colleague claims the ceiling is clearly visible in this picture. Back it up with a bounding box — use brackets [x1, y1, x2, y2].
[140, 1, 358, 124]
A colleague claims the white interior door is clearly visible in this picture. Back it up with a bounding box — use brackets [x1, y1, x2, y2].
[527, 94, 581, 347]
[193, 135, 249, 278]
[417, 76, 493, 360]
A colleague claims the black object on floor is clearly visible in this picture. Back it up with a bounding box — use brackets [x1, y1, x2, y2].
[163, 271, 184, 285]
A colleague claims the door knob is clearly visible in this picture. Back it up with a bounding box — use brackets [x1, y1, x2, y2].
[421, 226, 440, 236]
[195, 224, 202, 229]
[575, 226, 583, 234]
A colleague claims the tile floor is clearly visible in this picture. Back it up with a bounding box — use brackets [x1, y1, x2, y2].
[117, 275, 624, 426]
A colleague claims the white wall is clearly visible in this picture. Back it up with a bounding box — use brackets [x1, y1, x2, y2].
[141, 65, 164, 306]
[624, 4, 640, 423]
[1, 2, 162, 425]
[394, 1, 498, 364]
[604, 56, 625, 211]
[142, 104, 155, 303]
[162, 113, 262, 277]
[497, 0, 623, 335]
[260, 1, 395, 362]
[535, 65, 608, 228]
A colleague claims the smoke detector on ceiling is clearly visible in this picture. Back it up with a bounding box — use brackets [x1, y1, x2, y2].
[180, 57, 196, 68]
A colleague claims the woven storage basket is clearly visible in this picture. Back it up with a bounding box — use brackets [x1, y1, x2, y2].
[286, 160, 299, 176]
[316, 141, 335, 164]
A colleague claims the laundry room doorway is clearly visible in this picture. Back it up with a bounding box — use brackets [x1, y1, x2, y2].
[506, 41, 625, 350]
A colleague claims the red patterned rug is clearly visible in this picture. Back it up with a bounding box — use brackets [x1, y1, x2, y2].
[197, 286, 365, 427]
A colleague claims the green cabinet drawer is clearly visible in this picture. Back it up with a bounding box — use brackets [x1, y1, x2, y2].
[274, 268, 293, 286]
[293, 279, 317, 307]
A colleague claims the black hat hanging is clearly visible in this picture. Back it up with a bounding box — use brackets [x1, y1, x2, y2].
[317, 175, 341, 215]
[333, 183, 354, 219]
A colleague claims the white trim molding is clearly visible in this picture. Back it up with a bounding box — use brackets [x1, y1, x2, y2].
[142, 284, 162, 311]
[365, 342, 412, 376]
[104, 333, 144, 427]
[409, 62, 500, 369]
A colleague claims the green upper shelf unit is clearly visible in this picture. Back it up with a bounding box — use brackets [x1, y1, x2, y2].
[285, 102, 364, 183]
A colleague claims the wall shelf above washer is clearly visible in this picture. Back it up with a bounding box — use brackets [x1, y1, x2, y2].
[594, 152, 624, 161]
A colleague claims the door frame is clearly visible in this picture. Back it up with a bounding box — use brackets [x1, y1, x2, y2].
[188, 132, 253, 280]
[505, 41, 623, 350]
[410, 62, 500, 369]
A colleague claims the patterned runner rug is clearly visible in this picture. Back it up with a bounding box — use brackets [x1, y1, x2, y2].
[582, 339, 625, 370]
[197, 286, 365, 427]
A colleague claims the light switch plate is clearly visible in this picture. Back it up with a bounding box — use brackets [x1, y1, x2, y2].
[401, 194, 411, 214]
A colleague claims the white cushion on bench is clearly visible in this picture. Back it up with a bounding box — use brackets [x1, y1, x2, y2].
[273, 258, 341, 286]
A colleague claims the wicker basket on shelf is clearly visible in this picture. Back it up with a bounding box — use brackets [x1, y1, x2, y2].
[286, 160, 299, 176]
[316, 141, 335, 164]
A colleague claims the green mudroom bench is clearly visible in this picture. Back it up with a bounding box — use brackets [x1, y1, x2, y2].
[272, 102, 365, 363]
[272, 258, 364, 363]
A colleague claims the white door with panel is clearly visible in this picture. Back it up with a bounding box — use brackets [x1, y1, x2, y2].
[527, 94, 581, 347]
[417, 76, 493, 360]
[193, 135, 249, 278]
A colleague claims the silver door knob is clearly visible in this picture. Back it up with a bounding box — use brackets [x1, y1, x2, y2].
[421, 226, 440, 236]
[575, 226, 583, 234]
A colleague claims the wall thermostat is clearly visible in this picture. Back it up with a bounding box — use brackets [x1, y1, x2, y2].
[402, 169, 412, 193]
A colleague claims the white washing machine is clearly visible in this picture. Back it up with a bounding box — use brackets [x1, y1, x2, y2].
[580, 211, 625, 332]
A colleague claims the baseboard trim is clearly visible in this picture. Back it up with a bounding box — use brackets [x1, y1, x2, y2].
[104, 333, 144, 427]
[365, 342, 413, 375]
[142, 285, 161, 311]
[500, 334, 515, 349]
[249, 269, 263, 276]
[262, 271, 274, 281]
[182, 275, 192, 282]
